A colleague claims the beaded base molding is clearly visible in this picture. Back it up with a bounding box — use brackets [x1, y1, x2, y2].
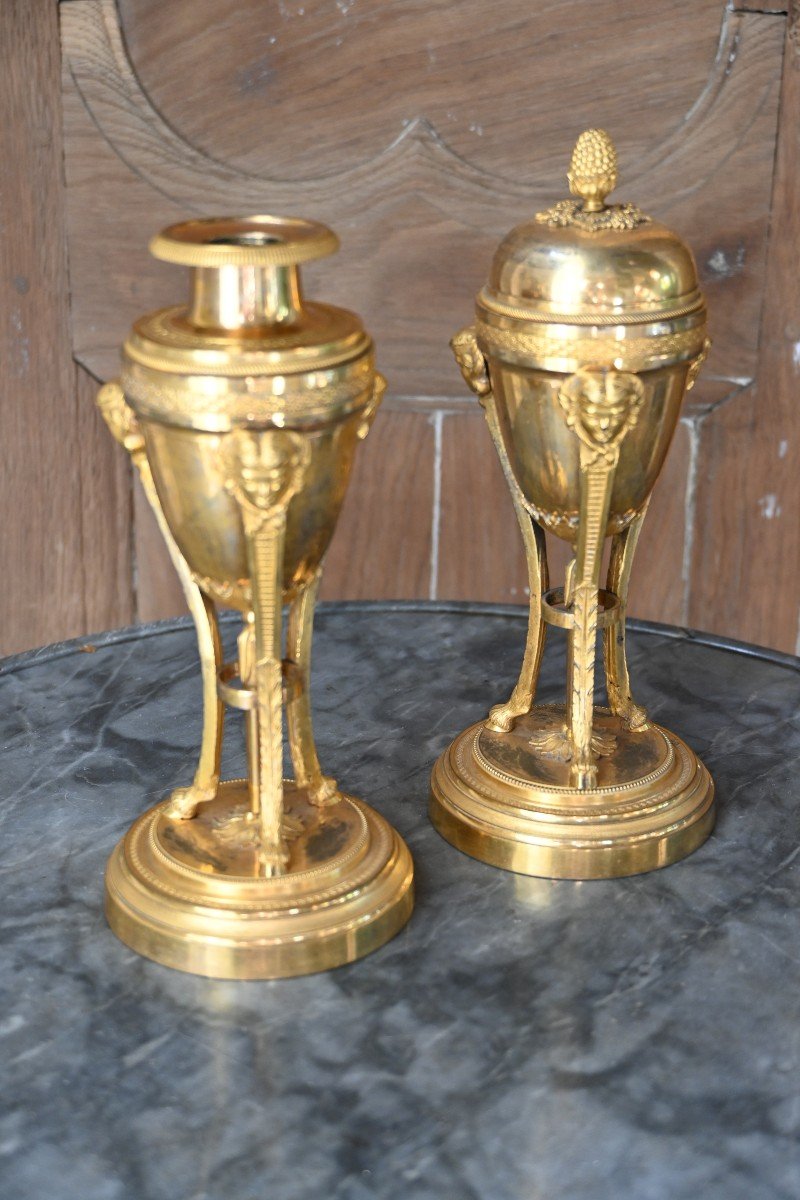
[106, 780, 414, 979]
[430, 707, 715, 880]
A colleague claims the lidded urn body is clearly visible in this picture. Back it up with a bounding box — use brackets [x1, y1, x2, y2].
[474, 137, 708, 543]
[98, 217, 413, 978]
[432, 132, 715, 879]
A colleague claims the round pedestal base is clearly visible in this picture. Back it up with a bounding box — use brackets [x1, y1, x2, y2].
[430, 705, 715, 879]
[105, 780, 414, 978]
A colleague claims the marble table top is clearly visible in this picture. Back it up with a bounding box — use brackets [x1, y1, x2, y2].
[1, 602, 799, 1200]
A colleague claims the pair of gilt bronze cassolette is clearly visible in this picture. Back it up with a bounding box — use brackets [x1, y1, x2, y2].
[98, 131, 714, 980]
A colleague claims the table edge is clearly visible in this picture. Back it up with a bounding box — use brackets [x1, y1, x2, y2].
[1, 600, 797, 677]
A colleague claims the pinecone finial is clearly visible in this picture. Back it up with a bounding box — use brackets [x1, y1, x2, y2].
[568, 130, 618, 213]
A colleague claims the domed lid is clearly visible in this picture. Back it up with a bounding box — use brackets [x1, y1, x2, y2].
[477, 131, 704, 327]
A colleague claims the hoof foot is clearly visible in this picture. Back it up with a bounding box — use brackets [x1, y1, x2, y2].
[162, 780, 218, 821]
[309, 776, 341, 807]
[486, 704, 517, 734]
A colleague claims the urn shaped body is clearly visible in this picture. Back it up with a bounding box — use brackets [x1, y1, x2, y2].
[121, 216, 379, 610]
[472, 168, 708, 542]
[97, 217, 413, 978]
[435, 131, 714, 880]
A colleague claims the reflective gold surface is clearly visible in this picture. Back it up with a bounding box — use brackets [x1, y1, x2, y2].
[433, 131, 715, 879]
[431, 709, 714, 880]
[106, 780, 413, 980]
[98, 216, 413, 977]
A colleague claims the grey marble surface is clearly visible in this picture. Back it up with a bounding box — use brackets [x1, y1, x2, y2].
[1, 602, 799, 1200]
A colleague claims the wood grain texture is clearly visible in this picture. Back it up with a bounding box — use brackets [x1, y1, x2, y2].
[116, 0, 726, 182]
[0, 1, 87, 654]
[690, 9, 800, 653]
[52, 0, 796, 651]
[627, 420, 692, 627]
[62, 2, 782, 398]
[320, 410, 434, 601]
[437, 410, 527, 603]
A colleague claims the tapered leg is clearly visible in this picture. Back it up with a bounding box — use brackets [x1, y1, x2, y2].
[160, 589, 224, 819]
[476, 391, 548, 732]
[604, 505, 649, 729]
[553, 368, 646, 788]
[244, 506, 289, 876]
[96, 382, 224, 820]
[222, 428, 309, 876]
[135, 456, 225, 819]
[567, 449, 617, 789]
[487, 511, 549, 733]
[286, 570, 339, 805]
[234, 615, 260, 827]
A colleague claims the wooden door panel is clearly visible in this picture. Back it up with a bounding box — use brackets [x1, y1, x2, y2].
[54, 0, 797, 650]
[116, 0, 726, 182]
[63, 3, 781, 399]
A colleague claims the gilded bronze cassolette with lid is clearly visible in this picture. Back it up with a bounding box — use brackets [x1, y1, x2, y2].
[432, 131, 715, 879]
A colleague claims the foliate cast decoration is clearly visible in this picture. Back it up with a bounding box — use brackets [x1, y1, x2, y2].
[192, 574, 237, 605]
[475, 324, 701, 371]
[536, 198, 651, 233]
[530, 721, 617, 762]
[121, 358, 374, 428]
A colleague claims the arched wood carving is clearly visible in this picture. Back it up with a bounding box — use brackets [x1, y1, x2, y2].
[55, 0, 799, 655]
[62, 0, 782, 396]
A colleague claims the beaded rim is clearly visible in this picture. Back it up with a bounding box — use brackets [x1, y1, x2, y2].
[150, 216, 339, 268]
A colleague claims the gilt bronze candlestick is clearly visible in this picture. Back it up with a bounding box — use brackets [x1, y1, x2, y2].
[98, 216, 413, 977]
[431, 131, 715, 879]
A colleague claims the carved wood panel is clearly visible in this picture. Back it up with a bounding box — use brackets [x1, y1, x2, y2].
[25, 0, 794, 653]
[63, 0, 781, 397]
[0, 0, 128, 655]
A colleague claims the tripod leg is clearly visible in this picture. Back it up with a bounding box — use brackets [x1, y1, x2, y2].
[567, 451, 616, 789]
[244, 506, 288, 875]
[160, 586, 224, 820]
[97, 382, 223, 821]
[223, 429, 309, 877]
[286, 569, 339, 805]
[487, 504, 548, 733]
[556, 368, 645, 789]
[604, 505, 649, 730]
[481, 392, 549, 732]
